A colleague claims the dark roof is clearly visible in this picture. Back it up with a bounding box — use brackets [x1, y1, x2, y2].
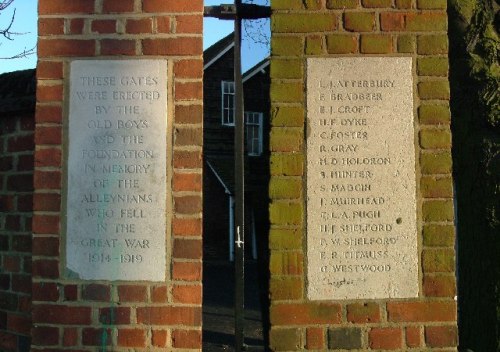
[204, 32, 269, 79]
[0, 69, 36, 115]
[243, 56, 269, 81]
[203, 32, 234, 66]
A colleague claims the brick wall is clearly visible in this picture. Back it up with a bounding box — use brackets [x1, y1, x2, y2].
[34, 0, 203, 350]
[0, 111, 34, 351]
[268, 0, 457, 350]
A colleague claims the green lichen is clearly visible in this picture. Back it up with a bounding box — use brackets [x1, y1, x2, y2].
[465, 0, 500, 128]
[450, 0, 478, 23]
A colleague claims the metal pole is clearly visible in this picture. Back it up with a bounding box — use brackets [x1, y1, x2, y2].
[233, 0, 245, 350]
[229, 196, 235, 262]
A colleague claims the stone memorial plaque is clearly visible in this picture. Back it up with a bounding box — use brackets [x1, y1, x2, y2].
[306, 57, 418, 300]
[67, 60, 168, 281]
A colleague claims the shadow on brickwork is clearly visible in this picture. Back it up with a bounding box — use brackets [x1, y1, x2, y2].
[203, 261, 266, 351]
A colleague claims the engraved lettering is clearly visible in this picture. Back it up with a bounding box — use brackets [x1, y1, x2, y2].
[118, 179, 139, 188]
[115, 223, 136, 233]
[68, 60, 168, 281]
[307, 58, 417, 299]
[124, 238, 150, 248]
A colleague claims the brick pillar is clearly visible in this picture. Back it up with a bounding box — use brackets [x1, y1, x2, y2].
[34, 0, 203, 350]
[269, 0, 457, 350]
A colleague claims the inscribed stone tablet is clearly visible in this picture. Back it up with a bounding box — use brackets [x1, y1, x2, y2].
[306, 57, 418, 300]
[67, 60, 168, 281]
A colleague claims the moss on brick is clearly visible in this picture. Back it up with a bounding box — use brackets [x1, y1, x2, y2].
[418, 0, 446, 9]
[269, 177, 303, 199]
[272, 13, 336, 33]
[361, 34, 393, 53]
[270, 277, 303, 300]
[272, 0, 305, 9]
[270, 153, 304, 176]
[326, 0, 359, 9]
[271, 59, 303, 79]
[395, 0, 412, 9]
[417, 35, 448, 54]
[270, 251, 304, 275]
[397, 35, 415, 53]
[271, 82, 304, 103]
[270, 328, 302, 351]
[328, 328, 363, 349]
[406, 13, 448, 31]
[271, 303, 342, 325]
[344, 12, 376, 32]
[272, 36, 304, 56]
[421, 176, 453, 198]
[271, 106, 305, 127]
[269, 228, 303, 250]
[326, 35, 358, 53]
[419, 129, 452, 149]
[423, 225, 455, 247]
[418, 80, 450, 100]
[380, 12, 405, 31]
[423, 248, 455, 272]
[305, 0, 323, 9]
[423, 275, 456, 297]
[306, 36, 324, 55]
[419, 104, 451, 125]
[422, 200, 454, 222]
[418, 57, 449, 76]
[362, 0, 392, 7]
[269, 201, 303, 225]
[270, 128, 303, 152]
[420, 151, 452, 174]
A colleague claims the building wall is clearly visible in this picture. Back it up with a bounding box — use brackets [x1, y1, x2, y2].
[34, 0, 203, 350]
[203, 47, 236, 156]
[244, 65, 271, 191]
[203, 50, 272, 263]
[268, 0, 457, 350]
[0, 112, 34, 351]
[202, 168, 230, 260]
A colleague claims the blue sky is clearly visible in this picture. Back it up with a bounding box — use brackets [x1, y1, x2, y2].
[0, 0, 37, 72]
[0, 0, 269, 74]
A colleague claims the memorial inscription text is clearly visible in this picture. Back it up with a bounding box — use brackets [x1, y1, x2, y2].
[67, 60, 168, 281]
[307, 58, 418, 299]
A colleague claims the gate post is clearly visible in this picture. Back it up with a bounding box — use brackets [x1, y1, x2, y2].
[33, 0, 203, 350]
[268, 1, 458, 350]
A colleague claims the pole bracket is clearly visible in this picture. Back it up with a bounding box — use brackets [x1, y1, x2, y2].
[204, 4, 271, 19]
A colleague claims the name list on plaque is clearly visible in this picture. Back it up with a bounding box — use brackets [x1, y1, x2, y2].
[306, 57, 418, 300]
[67, 60, 167, 281]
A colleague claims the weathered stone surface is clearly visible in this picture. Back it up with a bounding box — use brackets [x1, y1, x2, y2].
[67, 60, 168, 281]
[306, 57, 418, 299]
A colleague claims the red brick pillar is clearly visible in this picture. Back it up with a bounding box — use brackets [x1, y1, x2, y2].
[269, 0, 457, 350]
[34, 1, 203, 350]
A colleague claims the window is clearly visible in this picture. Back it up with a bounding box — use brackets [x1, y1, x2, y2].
[221, 81, 235, 126]
[245, 112, 263, 156]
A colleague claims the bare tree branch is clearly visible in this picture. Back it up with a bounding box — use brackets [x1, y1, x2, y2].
[242, 0, 270, 51]
[0, 45, 35, 59]
[0, 0, 37, 59]
[0, 0, 15, 11]
[1, 8, 16, 40]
